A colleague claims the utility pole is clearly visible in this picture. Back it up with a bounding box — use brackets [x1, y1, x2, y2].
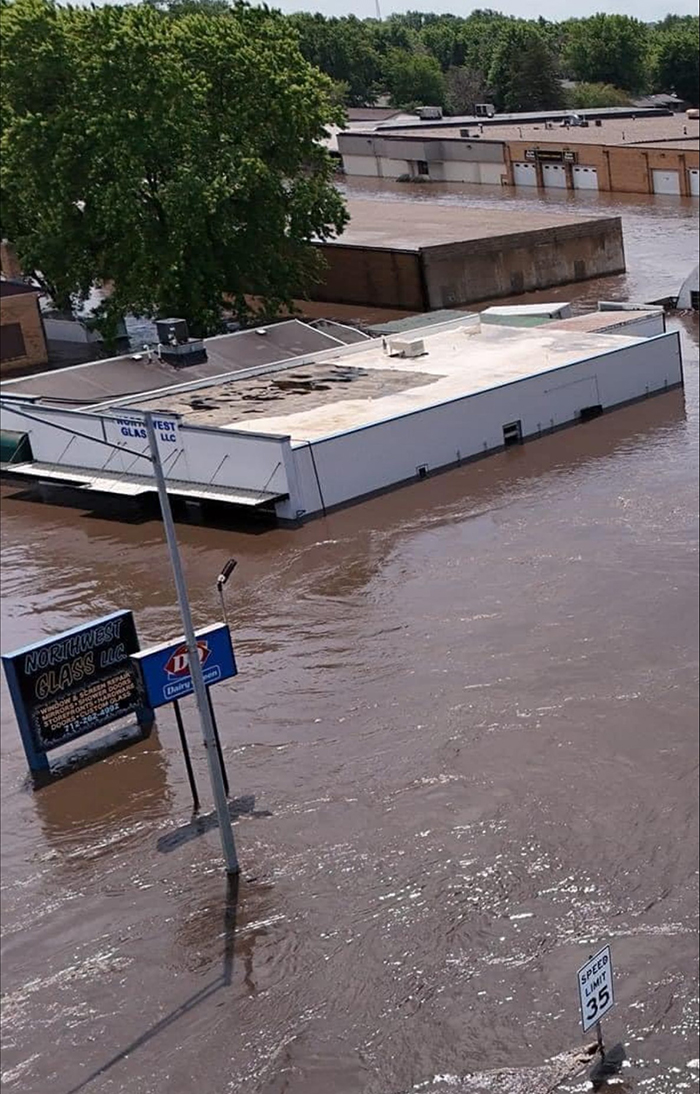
[143, 411, 239, 876]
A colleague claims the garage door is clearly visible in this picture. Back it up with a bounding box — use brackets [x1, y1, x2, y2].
[652, 169, 681, 195]
[573, 165, 599, 190]
[513, 162, 537, 187]
[689, 168, 700, 197]
[542, 163, 567, 189]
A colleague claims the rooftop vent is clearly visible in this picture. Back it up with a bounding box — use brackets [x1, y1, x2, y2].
[387, 337, 426, 359]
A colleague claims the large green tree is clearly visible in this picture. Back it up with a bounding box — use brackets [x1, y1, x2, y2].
[0, 0, 348, 336]
[289, 14, 381, 107]
[563, 14, 650, 93]
[384, 49, 446, 109]
[488, 24, 565, 112]
[651, 22, 700, 106]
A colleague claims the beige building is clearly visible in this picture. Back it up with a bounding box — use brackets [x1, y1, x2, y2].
[1, 280, 49, 376]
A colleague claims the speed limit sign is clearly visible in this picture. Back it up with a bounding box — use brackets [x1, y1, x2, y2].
[577, 945, 615, 1033]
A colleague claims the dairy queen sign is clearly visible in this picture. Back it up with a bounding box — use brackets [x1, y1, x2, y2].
[132, 624, 238, 708]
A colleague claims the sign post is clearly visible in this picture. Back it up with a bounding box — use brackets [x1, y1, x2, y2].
[577, 944, 615, 1054]
[143, 411, 239, 877]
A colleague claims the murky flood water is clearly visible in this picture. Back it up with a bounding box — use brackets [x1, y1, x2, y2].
[1, 184, 699, 1094]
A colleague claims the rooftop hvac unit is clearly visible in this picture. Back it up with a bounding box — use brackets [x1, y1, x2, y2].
[387, 337, 426, 359]
[417, 106, 443, 120]
[474, 103, 496, 118]
[156, 317, 189, 346]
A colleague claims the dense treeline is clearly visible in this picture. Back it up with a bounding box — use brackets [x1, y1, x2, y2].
[283, 9, 699, 112]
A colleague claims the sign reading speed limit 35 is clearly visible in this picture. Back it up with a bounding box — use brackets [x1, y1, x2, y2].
[577, 945, 615, 1033]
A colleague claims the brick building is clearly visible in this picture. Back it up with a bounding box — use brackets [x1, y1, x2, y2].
[0, 280, 49, 376]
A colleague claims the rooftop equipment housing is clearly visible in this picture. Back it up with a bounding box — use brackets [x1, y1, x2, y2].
[156, 318, 208, 367]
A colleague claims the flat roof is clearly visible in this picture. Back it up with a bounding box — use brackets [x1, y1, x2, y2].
[128, 320, 650, 442]
[547, 310, 659, 333]
[391, 114, 699, 151]
[328, 199, 607, 252]
[0, 320, 351, 406]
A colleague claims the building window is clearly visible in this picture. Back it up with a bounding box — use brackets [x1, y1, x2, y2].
[0, 323, 27, 362]
[416, 160, 430, 176]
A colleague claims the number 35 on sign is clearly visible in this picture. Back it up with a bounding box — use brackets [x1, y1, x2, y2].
[577, 945, 615, 1033]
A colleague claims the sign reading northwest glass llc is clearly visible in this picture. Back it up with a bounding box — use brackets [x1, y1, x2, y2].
[1, 611, 142, 771]
[132, 624, 237, 709]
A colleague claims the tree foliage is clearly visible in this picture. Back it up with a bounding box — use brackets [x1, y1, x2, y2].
[488, 24, 565, 112]
[651, 22, 700, 106]
[563, 14, 650, 92]
[565, 82, 632, 109]
[384, 49, 446, 109]
[0, 0, 348, 335]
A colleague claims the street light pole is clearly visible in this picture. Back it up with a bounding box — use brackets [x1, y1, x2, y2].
[143, 411, 239, 876]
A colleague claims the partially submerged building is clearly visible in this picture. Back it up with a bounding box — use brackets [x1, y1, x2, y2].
[0, 305, 682, 527]
[313, 200, 626, 311]
[339, 112, 700, 196]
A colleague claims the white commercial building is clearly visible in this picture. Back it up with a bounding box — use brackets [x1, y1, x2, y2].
[0, 308, 681, 526]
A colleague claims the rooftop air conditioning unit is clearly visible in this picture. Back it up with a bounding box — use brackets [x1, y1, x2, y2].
[388, 337, 426, 359]
[417, 106, 443, 120]
[156, 317, 208, 367]
[474, 103, 496, 118]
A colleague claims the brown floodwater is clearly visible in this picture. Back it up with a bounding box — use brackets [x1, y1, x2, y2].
[1, 184, 699, 1094]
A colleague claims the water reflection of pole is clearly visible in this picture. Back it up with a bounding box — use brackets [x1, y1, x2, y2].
[144, 411, 238, 876]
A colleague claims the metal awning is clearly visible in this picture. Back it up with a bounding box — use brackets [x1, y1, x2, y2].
[0, 462, 287, 508]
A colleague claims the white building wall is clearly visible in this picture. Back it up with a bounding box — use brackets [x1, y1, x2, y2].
[377, 156, 412, 177]
[341, 154, 380, 177]
[284, 332, 682, 519]
[0, 403, 291, 496]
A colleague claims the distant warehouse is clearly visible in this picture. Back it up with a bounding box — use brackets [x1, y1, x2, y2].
[0, 305, 683, 527]
[339, 110, 700, 197]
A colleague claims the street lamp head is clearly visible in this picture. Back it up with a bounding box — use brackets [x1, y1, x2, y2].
[217, 558, 238, 588]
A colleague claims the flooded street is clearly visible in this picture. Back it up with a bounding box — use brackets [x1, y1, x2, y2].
[1, 183, 698, 1094]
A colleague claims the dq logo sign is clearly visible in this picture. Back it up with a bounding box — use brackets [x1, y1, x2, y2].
[165, 640, 211, 678]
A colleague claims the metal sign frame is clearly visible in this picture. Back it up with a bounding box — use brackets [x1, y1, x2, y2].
[2, 610, 144, 773]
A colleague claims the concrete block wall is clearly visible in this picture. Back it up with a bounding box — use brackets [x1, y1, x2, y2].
[420, 220, 625, 310]
[313, 244, 426, 310]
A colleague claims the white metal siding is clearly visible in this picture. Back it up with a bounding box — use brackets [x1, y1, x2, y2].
[652, 169, 681, 195]
[573, 165, 599, 191]
[688, 168, 699, 197]
[513, 162, 537, 186]
[340, 154, 379, 178]
[286, 333, 683, 518]
[542, 163, 567, 189]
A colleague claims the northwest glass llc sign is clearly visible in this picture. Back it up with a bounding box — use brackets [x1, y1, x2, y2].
[1, 610, 143, 772]
[131, 623, 237, 708]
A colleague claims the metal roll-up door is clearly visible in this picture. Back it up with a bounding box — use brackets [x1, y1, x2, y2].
[513, 162, 537, 186]
[572, 165, 599, 191]
[688, 168, 699, 197]
[652, 169, 681, 195]
[542, 163, 567, 189]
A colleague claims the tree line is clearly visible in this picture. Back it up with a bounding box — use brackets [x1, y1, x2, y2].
[283, 9, 699, 114]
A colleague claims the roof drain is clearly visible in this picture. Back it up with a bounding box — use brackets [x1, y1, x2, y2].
[306, 441, 327, 517]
